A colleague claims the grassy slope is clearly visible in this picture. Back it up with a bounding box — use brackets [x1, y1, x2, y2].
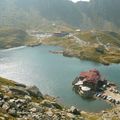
[0, 28, 119, 119]
[0, 77, 119, 120]
[42, 31, 120, 64]
[0, 28, 37, 49]
[0, 27, 119, 64]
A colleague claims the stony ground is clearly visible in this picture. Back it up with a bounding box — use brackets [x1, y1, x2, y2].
[0, 77, 120, 120]
[0, 77, 83, 120]
[41, 31, 120, 65]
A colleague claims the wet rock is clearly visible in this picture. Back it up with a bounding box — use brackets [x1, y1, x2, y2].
[26, 85, 43, 99]
[9, 86, 29, 96]
[2, 102, 10, 111]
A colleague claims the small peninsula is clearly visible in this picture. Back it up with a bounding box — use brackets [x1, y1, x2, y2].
[73, 69, 120, 105]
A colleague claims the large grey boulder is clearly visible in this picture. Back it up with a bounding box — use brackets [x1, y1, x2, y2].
[9, 86, 29, 96]
[2, 102, 10, 111]
[15, 83, 26, 88]
[26, 86, 43, 99]
[69, 106, 81, 115]
[8, 108, 17, 117]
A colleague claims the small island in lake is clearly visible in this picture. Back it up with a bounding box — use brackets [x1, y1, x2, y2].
[72, 69, 120, 105]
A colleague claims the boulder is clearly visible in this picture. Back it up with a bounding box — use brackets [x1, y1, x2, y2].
[26, 85, 43, 99]
[29, 102, 44, 113]
[2, 102, 10, 111]
[45, 110, 53, 117]
[8, 99, 17, 108]
[51, 102, 63, 110]
[15, 99, 26, 104]
[24, 95, 32, 102]
[4, 95, 10, 101]
[9, 86, 29, 96]
[30, 108, 37, 113]
[67, 113, 75, 119]
[69, 106, 80, 115]
[1, 85, 9, 93]
[8, 108, 17, 117]
[63, 49, 73, 57]
[41, 100, 53, 108]
[15, 83, 26, 88]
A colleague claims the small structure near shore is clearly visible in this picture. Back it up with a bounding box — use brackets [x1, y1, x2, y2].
[72, 69, 120, 105]
[73, 69, 106, 98]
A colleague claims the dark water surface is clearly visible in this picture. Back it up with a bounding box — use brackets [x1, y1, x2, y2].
[0, 45, 120, 112]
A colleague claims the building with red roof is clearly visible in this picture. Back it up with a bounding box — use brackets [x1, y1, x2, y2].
[73, 69, 107, 98]
[80, 69, 101, 84]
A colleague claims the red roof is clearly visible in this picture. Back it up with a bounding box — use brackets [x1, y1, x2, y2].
[80, 69, 100, 83]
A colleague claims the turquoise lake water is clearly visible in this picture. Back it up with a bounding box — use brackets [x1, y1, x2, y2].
[0, 45, 120, 112]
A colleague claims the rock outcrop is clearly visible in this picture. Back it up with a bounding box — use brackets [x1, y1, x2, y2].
[0, 77, 120, 120]
[0, 80, 83, 120]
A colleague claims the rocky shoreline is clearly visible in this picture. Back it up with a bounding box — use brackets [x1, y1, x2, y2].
[72, 69, 120, 107]
[0, 77, 83, 120]
[0, 76, 120, 120]
[39, 31, 120, 65]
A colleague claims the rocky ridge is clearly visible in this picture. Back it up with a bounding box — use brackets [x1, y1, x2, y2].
[0, 77, 120, 120]
[0, 78, 83, 120]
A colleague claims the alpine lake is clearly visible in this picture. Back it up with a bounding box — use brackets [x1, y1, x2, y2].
[0, 45, 120, 112]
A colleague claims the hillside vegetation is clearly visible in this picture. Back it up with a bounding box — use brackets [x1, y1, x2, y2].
[0, 0, 120, 31]
[42, 30, 120, 65]
[0, 28, 39, 49]
[0, 27, 120, 64]
[0, 77, 120, 120]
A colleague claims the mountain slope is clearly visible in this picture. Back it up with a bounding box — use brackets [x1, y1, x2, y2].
[0, 28, 37, 49]
[0, 0, 120, 31]
[76, 0, 120, 31]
